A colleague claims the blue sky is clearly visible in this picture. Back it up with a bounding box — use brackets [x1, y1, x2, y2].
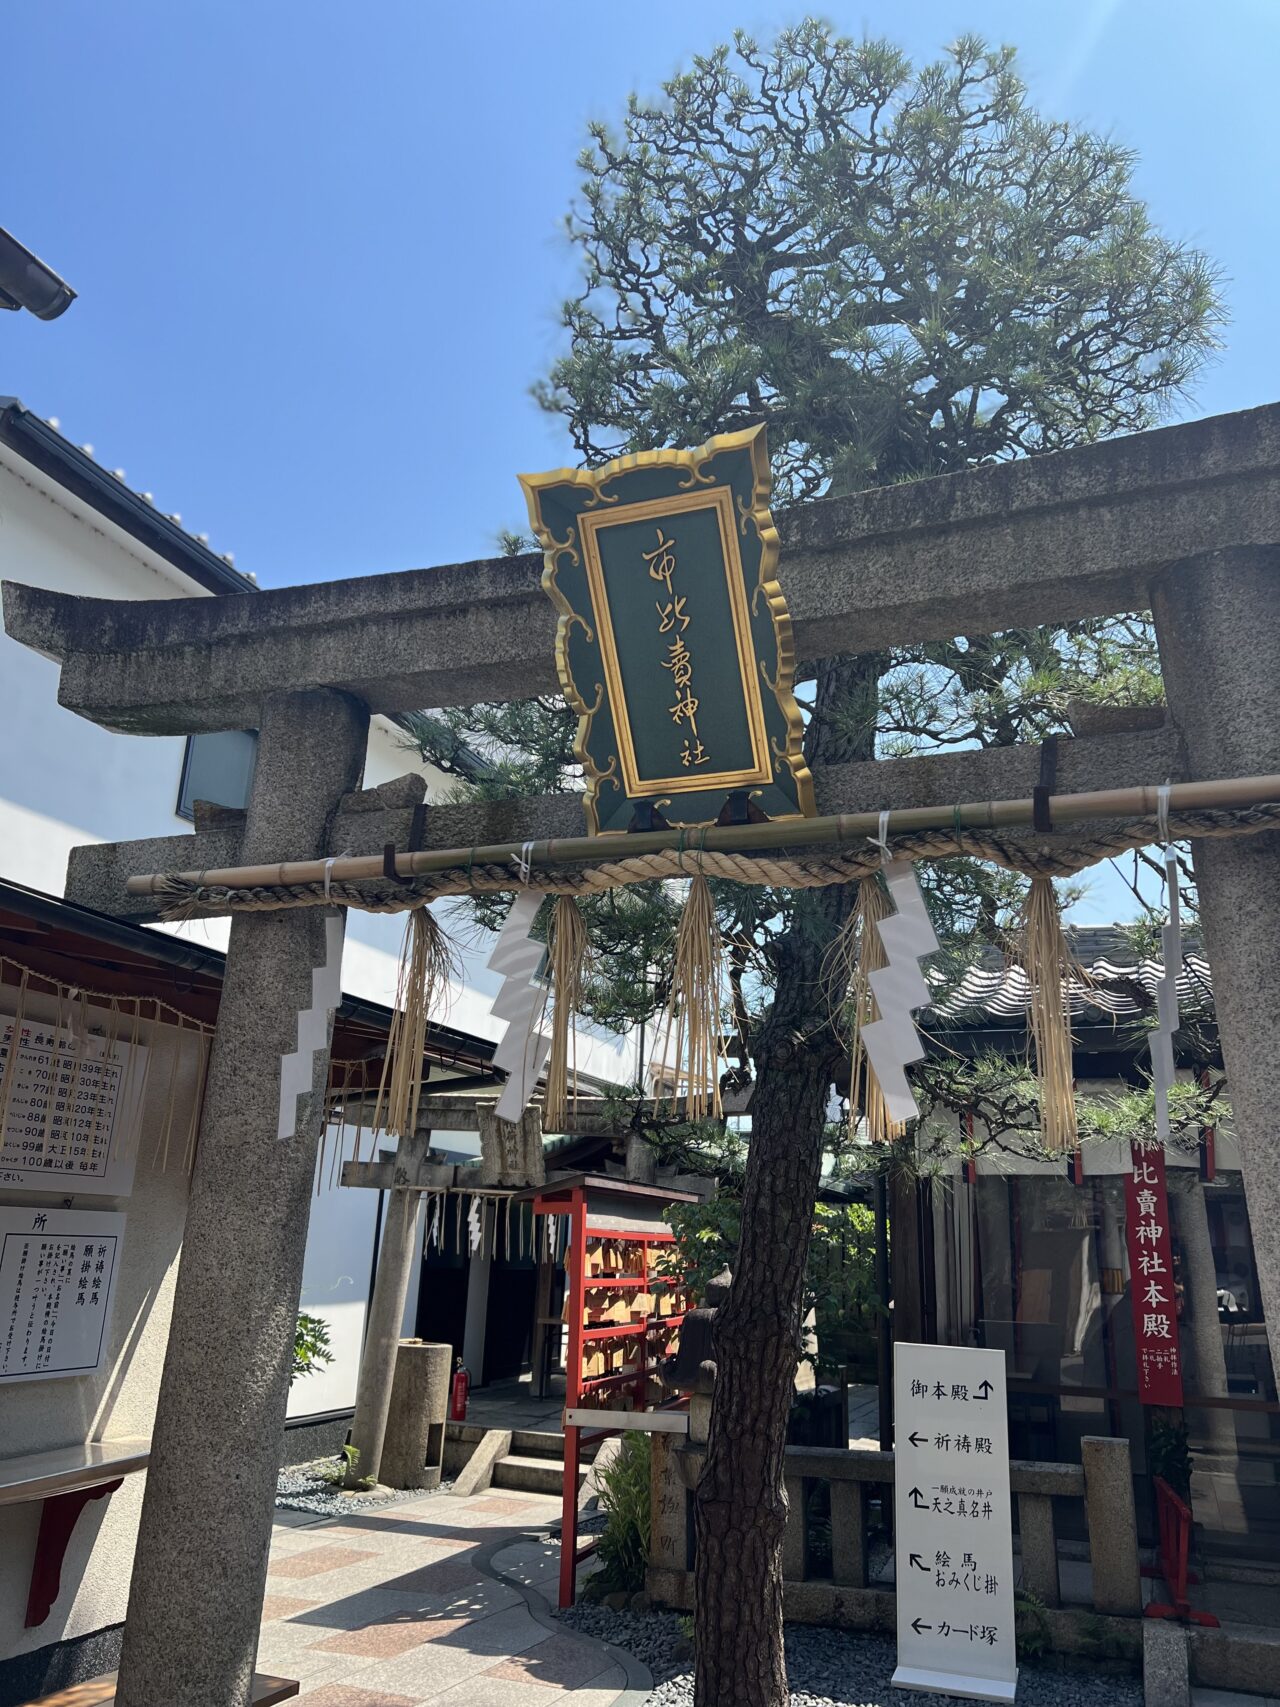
[6, 1, 1278, 922]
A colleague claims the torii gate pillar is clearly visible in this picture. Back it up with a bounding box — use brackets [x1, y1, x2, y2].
[117, 689, 367, 1707]
[1154, 544, 1280, 1375]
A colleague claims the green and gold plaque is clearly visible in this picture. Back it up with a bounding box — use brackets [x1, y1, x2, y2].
[521, 426, 814, 836]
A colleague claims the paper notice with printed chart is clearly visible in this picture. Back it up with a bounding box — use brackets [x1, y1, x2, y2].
[892, 1342, 1018, 1703]
[0, 1016, 145, 1195]
[0, 1206, 125, 1382]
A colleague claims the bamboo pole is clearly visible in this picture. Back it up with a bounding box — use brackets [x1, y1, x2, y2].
[124, 772, 1280, 897]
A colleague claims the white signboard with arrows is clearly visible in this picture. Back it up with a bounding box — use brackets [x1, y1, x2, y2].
[892, 1343, 1017, 1703]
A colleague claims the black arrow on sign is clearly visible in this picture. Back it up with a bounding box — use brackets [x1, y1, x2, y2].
[908, 1431, 928, 1448]
[908, 1553, 929, 1573]
[974, 1379, 993, 1400]
[909, 1486, 929, 1510]
[911, 1617, 933, 1635]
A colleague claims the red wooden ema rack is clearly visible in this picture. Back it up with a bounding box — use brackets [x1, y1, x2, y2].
[528, 1174, 698, 1609]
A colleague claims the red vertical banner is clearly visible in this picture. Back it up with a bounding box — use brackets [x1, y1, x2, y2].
[1125, 1141, 1184, 1407]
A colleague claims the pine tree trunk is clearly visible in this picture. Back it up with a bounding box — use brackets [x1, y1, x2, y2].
[692, 654, 884, 1707]
[692, 908, 844, 1705]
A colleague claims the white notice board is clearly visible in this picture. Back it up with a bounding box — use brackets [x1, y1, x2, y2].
[0, 1017, 145, 1195]
[0, 1207, 125, 1382]
[892, 1343, 1017, 1703]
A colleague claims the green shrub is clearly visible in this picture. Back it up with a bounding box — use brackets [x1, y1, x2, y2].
[664, 1195, 882, 1383]
[1149, 1414, 1193, 1503]
[292, 1311, 334, 1384]
[316, 1442, 375, 1491]
[593, 1434, 652, 1593]
[1015, 1590, 1051, 1662]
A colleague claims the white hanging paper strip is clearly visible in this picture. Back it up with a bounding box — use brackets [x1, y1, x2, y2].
[467, 1195, 483, 1254]
[277, 913, 345, 1142]
[488, 890, 552, 1122]
[1151, 828, 1182, 1143]
[861, 859, 940, 1125]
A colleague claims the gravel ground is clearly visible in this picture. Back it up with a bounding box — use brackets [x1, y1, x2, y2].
[559, 1606, 1142, 1707]
[557, 1603, 692, 1685]
[275, 1457, 449, 1517]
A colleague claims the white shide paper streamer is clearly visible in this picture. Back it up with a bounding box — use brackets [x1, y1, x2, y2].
[862, 859, 940, 1126]
[489, 889, 552, 1122]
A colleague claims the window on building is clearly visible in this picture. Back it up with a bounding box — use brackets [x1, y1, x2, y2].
[176, 730, 257, 821]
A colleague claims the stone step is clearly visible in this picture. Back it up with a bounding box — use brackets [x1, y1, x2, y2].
[445, 1422, 596, 1462]
[492, 1452, 586, 1496]
[445, 1422, 488, 1447]
[510, 1428, 574, 1460]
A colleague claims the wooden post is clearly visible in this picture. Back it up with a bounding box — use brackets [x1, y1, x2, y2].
[531, 1254, 555, 1400]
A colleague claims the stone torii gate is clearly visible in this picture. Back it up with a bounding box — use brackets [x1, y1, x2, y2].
[5, 401, 1280, 1706]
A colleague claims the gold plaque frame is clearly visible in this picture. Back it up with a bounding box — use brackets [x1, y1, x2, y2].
[521, 425, 815, 835]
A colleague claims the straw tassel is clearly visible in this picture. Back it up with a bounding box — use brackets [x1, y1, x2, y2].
[542, 896, 591, 1131]
[1019, 876, 1080, 1156]
[838, 875, 906, 1145]
[372, 906, 457, 1140]
[656, 871, 725, 1121]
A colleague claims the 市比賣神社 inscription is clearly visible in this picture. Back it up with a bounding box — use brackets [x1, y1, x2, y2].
[521, 425, 815, 834]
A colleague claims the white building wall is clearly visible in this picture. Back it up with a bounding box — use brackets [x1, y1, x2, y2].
[0, 451, 197, 891]
[286, 1132, 383, 1418]
[0, 436, 635, 1438]
[0, 441, 633, 1076]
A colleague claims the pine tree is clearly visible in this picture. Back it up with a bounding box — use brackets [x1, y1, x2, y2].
[412, 26, 1222, 1705]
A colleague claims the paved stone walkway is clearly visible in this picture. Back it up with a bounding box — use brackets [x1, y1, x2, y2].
[257, 1489, 637, 1705]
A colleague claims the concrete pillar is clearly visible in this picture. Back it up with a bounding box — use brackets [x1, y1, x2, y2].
[688, 1391, 712, 1445]
[380, 1338, 451, 1489]
[625, 1131, 656, 1184]
[1082, 1435, 1142, 1615]
[461, 1204, 492, 1382]
[1167, 1173, 1236, 1457]
[117, 689, 367, 1707]
[1144, 1618, 1191, 1707]
[649, 1431, 690, 1578]
[829, 1479, 867, 1588]
[478, 1105, 543, 1187]
[1153, 545, 1280, 1376]
[782, 1476, 808, 1580]
[1016, 1490, 1061, 1607]
[346, 1136, 429, 1486]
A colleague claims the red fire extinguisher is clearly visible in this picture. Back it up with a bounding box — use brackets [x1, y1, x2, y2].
[450, 1357, 470, 1421]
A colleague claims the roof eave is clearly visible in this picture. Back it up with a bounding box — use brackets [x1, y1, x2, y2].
[0, 398, 256, 598]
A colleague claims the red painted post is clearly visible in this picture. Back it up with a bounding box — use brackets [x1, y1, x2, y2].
[1144, 1477, 1220, 1627]
[558, 1186, 589, 1609]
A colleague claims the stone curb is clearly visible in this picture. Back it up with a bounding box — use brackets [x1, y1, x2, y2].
[478, 1532, 655, 1706]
